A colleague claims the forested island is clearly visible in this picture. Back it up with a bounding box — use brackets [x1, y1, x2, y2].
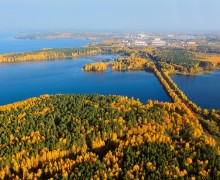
[84, 63, 107, 72]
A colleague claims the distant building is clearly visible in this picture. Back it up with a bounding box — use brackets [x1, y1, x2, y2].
[187, 41, 196, 45]
[138, 33, 146, 38]
[134, 40, 148, 46]
[151, 38, 166, 47]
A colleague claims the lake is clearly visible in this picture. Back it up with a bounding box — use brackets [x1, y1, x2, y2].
[0, 32, 98, 54]
[0, 58, 170, 105]
[172, 71, 220, 109]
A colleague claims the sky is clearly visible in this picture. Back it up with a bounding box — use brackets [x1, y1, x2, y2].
[1, 0, 220, 32]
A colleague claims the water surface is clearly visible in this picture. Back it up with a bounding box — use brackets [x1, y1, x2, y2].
[172, 71, 220, 109]
[0, 58, 170, 105]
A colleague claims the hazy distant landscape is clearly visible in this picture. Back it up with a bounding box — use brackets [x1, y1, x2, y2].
[0, 0, 220, 179]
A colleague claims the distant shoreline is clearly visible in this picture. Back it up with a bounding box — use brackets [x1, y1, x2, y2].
[15, 36, 99, 40]
[14, 32, 113, 41]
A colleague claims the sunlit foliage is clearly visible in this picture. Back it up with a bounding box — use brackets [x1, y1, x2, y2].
[84, 63, 107, 71]
[0, 94, 219, 179]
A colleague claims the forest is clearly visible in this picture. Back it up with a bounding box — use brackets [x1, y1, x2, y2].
[0, 94, 220, 179]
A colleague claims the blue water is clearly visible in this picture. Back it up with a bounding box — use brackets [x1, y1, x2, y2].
[172, 71, 220, 109]
[0, 58, 169, 105]
[0, 32, 98, 54]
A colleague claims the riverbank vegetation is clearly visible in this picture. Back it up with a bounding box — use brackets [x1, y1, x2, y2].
[0, 94, 220, 179]
[149, 48, 220, 75]
[0, 47, 102, 63]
